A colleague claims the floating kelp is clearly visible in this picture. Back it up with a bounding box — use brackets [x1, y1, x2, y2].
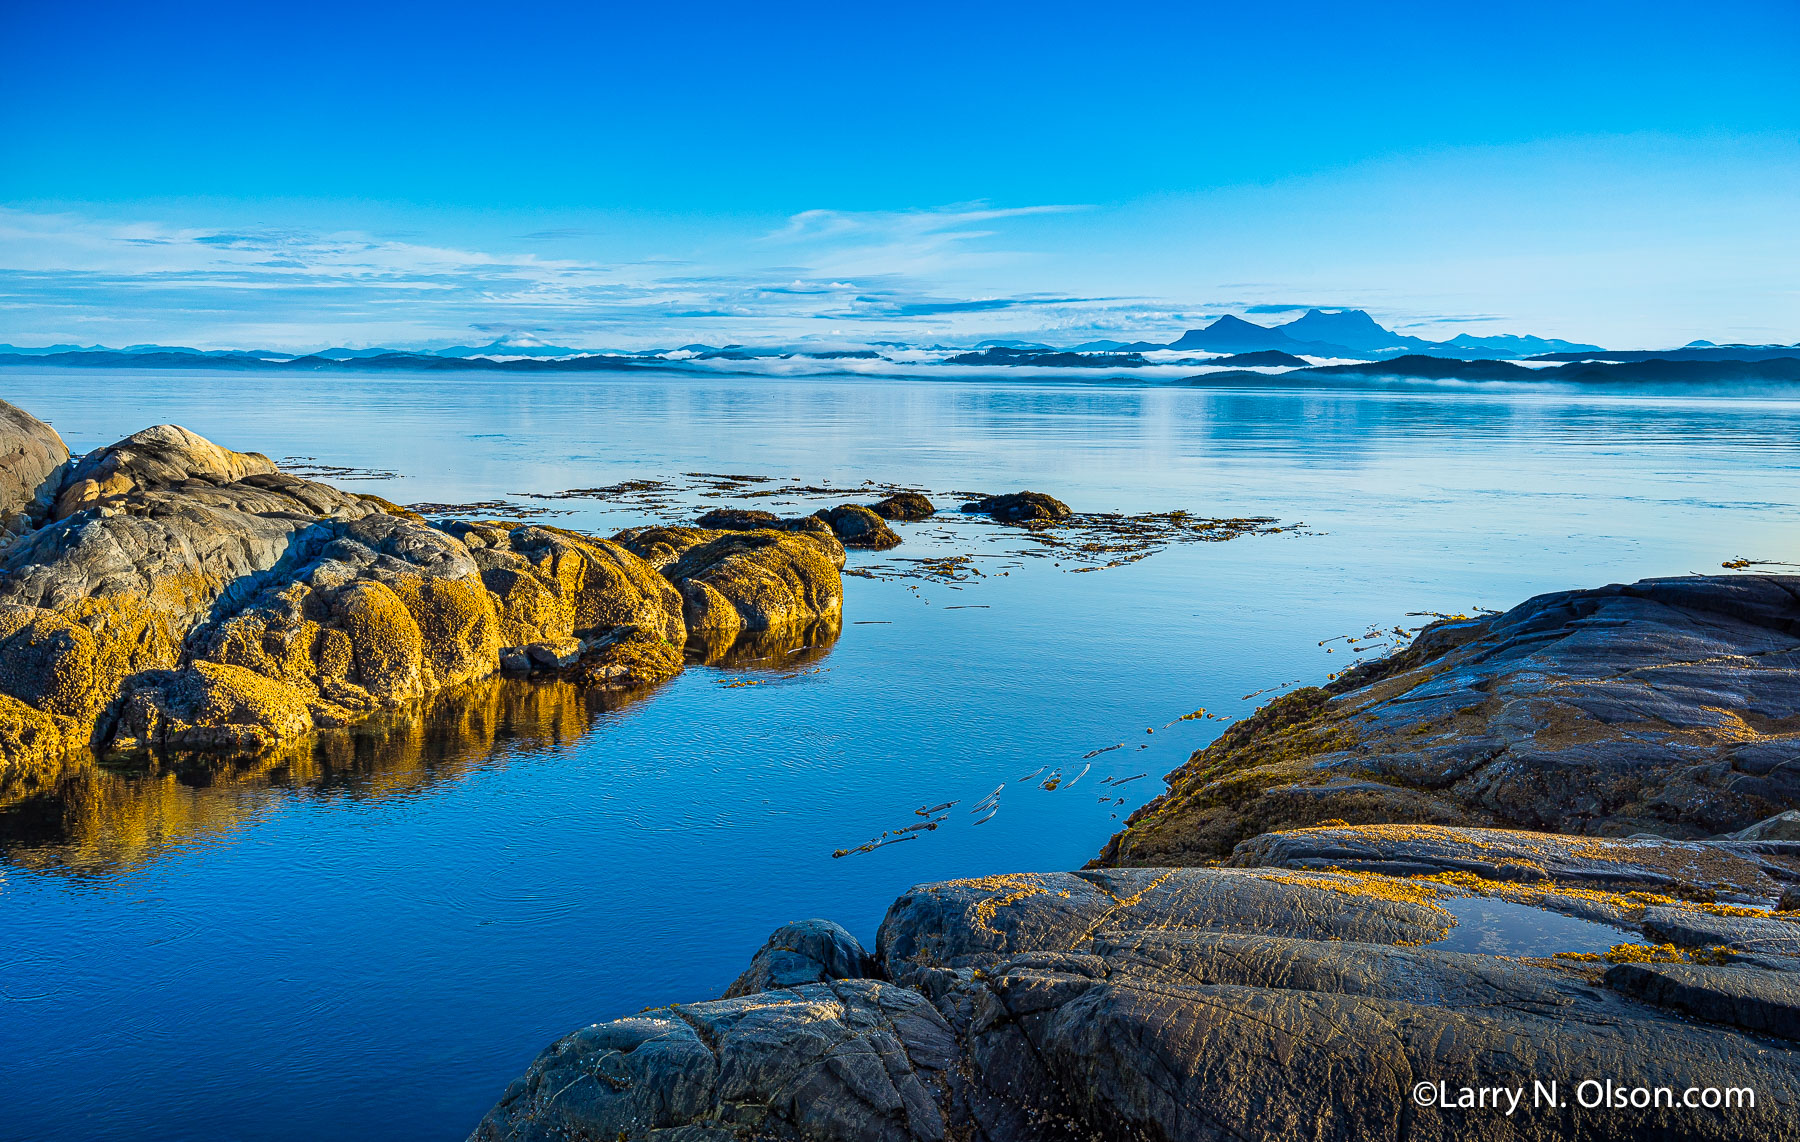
[1002, 510, 1299, 571]
[277, 456, 400, 481]
[521, 479, 688, 518]
[716, 665, 831, 689]
[831, 812, 947, 858]
[1240, 681, 1302, 701]
[407, 499, 573, 520]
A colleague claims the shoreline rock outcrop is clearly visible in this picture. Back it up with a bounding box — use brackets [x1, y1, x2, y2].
[473, 850, 1800, 1141]
[0, 400, 69, 541]
[0, 400, 844, 792]
[1097, 574, 1800, 866]
[470, 573, 1800, 1142]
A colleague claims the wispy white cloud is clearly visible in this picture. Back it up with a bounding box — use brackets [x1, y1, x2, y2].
[762, 203, 1089, 279]
[0, 203, 1145, 351]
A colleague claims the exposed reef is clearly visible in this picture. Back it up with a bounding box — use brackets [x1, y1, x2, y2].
[958, 490, 1073, 523]
[0, 399, 844, 795]
[1097, 574, 1800, 865]
[868, 492, 935, 522]
[813, 504, 902, 550]
[471, 573, 1800, 1141]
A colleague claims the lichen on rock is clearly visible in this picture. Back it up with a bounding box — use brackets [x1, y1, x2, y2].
[616, 525, 844, 641]
[0, 405, 790, 779]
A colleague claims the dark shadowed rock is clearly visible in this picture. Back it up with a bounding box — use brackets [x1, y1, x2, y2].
[957, 491, 1071, 523]
[1733, 810, 1800, 842]
[725, 919, 879, 998]
[1604, 960, 1800, 1039]
[695, 507, 780, 530]
[468, 980, 956, 1142]
[869, 492, 934, 522]
[1097, 575, 1800, 865]
[814, 504, 901, 549]
[1229, 823, 1800, 903]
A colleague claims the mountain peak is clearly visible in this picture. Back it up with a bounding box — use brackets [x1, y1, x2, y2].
[1278, 308, 1388, 337]
[1168, 314, 1295, 352]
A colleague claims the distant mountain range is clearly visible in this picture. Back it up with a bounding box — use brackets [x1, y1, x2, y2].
[1163, 309, 1601, 360]
[0, 311, 1594, 363]
[2, 310, 1796, 383]
[1194, 354, 1800, 386]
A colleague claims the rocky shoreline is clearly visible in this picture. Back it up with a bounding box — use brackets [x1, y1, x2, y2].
[470, 576, 1800, 1141]
[0, 399, 904, 801]
[5, 397, 1798, 1140]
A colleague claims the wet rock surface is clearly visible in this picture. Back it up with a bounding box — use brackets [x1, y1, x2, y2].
[1097, 574, 1800, 865]
[1603, 959, 1800, 1039]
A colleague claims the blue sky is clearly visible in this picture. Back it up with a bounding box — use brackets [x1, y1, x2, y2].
[2, 0, 1796, 350]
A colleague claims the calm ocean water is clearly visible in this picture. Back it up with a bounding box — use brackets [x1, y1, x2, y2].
[3, 367, 1798, 1141]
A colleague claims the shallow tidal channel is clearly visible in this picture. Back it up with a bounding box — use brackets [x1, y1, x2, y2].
[3, 367, 1798, 1141]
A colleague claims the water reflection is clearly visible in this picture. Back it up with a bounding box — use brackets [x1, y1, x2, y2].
[688, 616, 841, 669]
[0, 621, 840, 878]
